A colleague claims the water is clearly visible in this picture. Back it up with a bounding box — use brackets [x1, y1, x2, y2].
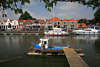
[0, 56, 68, 67]
[0, 35, 100, 67]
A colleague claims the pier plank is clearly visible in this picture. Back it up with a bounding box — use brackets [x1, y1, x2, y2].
[63, 48, 89, 67]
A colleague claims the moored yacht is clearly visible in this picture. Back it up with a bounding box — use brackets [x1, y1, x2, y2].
[44, 28, 69, 36]
[72, 26, 100, 35]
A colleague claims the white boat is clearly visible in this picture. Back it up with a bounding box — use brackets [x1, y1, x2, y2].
[44, 28, 69, 36]
[72, 28, 100, 35]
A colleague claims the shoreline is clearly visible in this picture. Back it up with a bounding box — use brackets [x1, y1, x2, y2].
[0, 32, 44, 35]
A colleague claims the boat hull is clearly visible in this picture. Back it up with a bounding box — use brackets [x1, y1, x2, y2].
[72, 29, 100, 35]
[26, 48, 84, 56]
[73, 32, 99, 35]
[45, 32, 69, 36]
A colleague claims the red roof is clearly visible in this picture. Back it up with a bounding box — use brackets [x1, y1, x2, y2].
[40, 20, 46, 24]
[62, 18, 79, 22]
[0, 20, 15, 23]
[4, 20, 7, 22]
[48, 17, 61, 22]
[69, 18, 79, 22]
[10, 20, 14, 22]
[62, 19, 69, 22]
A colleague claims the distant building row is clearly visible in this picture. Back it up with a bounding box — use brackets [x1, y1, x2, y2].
[0, 17, 87, 31]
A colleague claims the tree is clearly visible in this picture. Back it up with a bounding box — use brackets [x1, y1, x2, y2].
[19, 11, 36, 20]
[78, 19, 88, 28]
[0, 0, 30, 15]
[78, 19, 88, 24]
[94, 8, 100, 24]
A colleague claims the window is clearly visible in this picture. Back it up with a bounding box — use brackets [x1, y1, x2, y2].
[85, 30, 91, 31]
[26, 22, 30, 24]
[54, 23, 57, 27]
[44, 41, 47, 44]
[72, 22, 74, 24]
[58, 22, 60, 25]
[48, 23, 51, 24]
[8, 23, 11, 28]
[20, 22, 23, 24]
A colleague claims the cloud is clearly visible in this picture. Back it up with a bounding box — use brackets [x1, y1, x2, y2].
[50, 2, 94, 19]
[4, 1, 94, 20]
[25, 0, 38, 6]
[56, 2, 81, 10]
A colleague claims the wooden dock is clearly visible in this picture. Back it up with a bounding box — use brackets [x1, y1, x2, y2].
[63, 48, 89, 67]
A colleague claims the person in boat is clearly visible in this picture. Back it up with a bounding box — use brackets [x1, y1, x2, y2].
[41, 44, 46, 54]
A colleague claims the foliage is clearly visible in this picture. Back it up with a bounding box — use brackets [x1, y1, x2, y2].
[42, 0, 100, 23]
[78, 19, 88, 24]
[0, 0, 100, 23]
[42, 0, 100, 10]
[94, 8, 100, 24]
[0, 0, 30, 15]
[95, 39, 100, 53]
[19, 11, 36, 20]
[0, 0, 100, 13]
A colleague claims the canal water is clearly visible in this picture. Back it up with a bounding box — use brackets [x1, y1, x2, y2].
[0, 35, 100, 67]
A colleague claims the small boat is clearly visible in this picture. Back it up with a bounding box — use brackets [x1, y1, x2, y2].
[75, 49, 85, 57]
[26, 39, 84, 56]
[44, 28, 69, 36]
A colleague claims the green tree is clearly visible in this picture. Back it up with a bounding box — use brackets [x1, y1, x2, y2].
[78, 19, 88, 24]
[0, 0, 30, 15]
[94, 8, 100, 24]
[78, 19, 88, 28]
[19, 11, 36, 20]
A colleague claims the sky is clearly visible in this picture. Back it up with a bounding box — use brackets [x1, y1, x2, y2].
[0, 0, 96, 20]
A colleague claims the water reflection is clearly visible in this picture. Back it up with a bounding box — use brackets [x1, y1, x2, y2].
[0, 35, 40, 59]
[73, 35, 98, 40]
[45, 36, 70, 46]
[0, 35, 100, 67]
[94, 39, 100, 53]
[0, 35, 69, 67]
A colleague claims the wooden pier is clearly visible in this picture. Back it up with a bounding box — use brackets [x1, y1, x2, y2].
[63, 48, 89, 67]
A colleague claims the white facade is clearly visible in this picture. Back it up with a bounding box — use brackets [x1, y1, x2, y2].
[0, 19, 19, 31]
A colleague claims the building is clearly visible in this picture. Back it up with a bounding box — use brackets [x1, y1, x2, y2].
[0, 19, 18, 31]
[0, 17, 86, 32]
[47, 17, 80, 30]
[18, 20, 41, 32]
[47, 17, 61, 30]
[62, 18, 79, 30]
